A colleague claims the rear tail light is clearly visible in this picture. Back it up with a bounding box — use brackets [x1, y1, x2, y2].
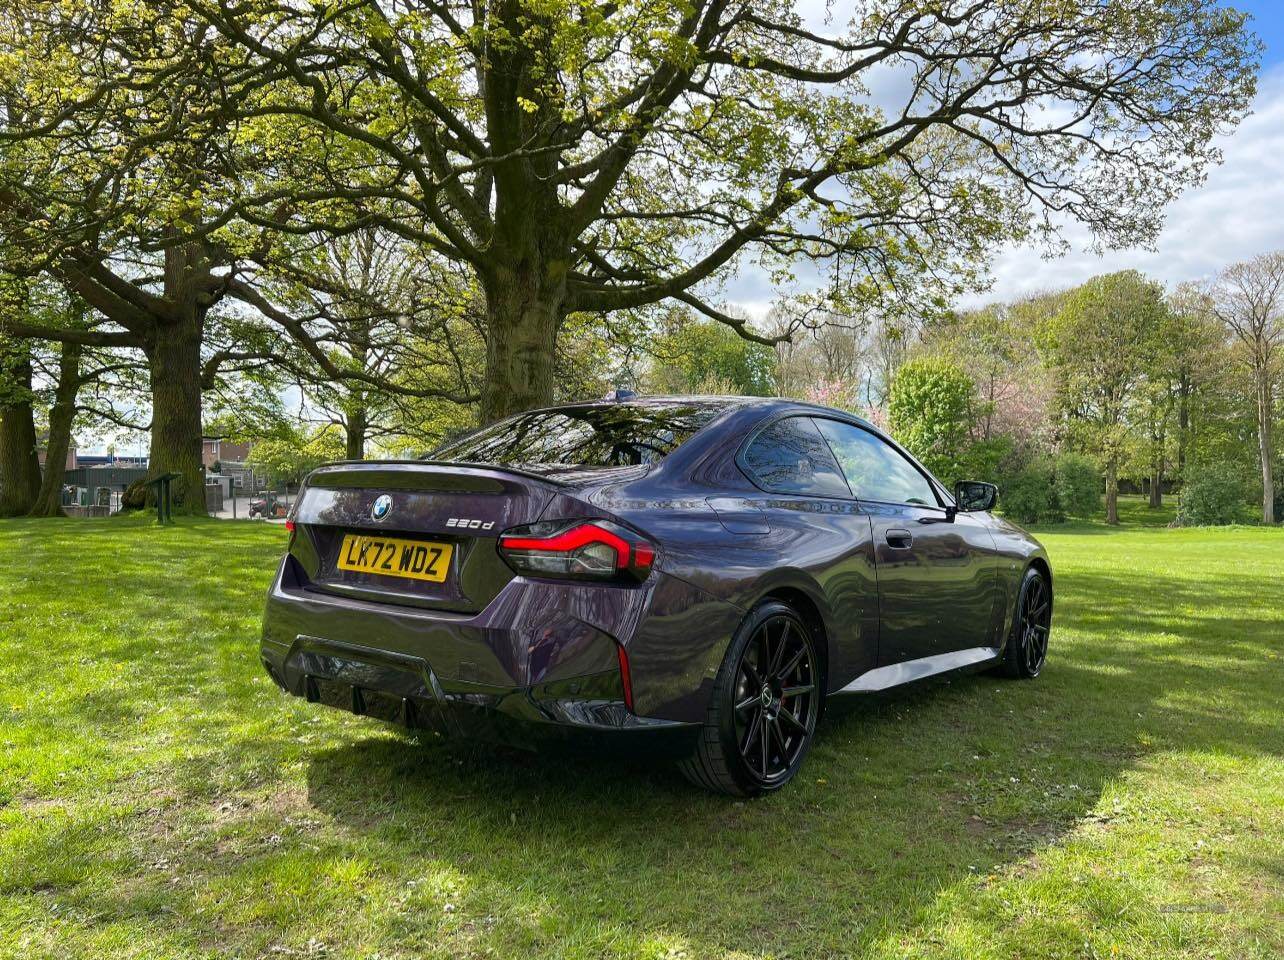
[497, 519, 656, 583]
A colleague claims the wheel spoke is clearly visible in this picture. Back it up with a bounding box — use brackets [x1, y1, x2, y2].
[735, 694, 759, 715]
[740, 708, 763, 757]
[769, 717, 788, 766]
[1030, 600, 1049, 620]
[1026, 625, 1044, 668]
[741, 660, 761, 688]
[769, 622, 789, 675]
[778, 707, 807, 734]
[776, 645, 806, 682]
[757, 627, 772, 680]
[781, 684, 815, 698]
[760, 711, 771, 776]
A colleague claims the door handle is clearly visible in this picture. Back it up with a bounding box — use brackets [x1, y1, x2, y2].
[885, 528, 913, 549]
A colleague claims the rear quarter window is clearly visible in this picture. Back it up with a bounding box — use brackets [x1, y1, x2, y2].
[741, 416, 851, 498]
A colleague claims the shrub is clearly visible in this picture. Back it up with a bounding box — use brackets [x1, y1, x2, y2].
[1178, 462, 1248, 526]
[1054, 453, 1101, 517]
[999, 458, 1063, 525]
[120, 478, 148, 511]
[958, 435, 1016, 487]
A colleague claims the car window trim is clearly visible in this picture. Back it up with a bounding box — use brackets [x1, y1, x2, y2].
[807, 415, 950, 511]
[735, 413, 856, 500]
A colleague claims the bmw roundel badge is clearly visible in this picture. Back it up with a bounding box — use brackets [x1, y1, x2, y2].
[371, 494, 393, 522]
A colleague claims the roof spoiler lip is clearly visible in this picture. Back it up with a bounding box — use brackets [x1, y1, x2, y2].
[304, 458, 593, 489]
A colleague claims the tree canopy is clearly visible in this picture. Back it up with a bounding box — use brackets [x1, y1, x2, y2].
[1040, 271, 1169, 523]
[887, 355, 976, 485]
[3, 0, 1257, 417]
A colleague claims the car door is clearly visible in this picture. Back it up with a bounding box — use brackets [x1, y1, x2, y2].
[738, 415, 881, 685]
[812, 418, 1000, 666]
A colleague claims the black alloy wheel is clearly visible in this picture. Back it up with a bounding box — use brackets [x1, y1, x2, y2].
[1004, 567, 1051, 679]
[680, 601, 821, 796]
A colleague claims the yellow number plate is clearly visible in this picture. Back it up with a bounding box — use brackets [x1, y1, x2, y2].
[337, 534, 453, 583]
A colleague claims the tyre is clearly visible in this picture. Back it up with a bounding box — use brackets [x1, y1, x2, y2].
[1002, 567, 1051, 679]
[679, 600, 822, 796]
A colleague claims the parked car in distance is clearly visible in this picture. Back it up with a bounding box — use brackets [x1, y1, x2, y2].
[260, 396, 1052, 795]
[249, 495, 289, 520]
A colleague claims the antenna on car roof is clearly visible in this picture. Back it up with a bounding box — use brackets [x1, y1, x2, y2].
[602, 388, 638, 401]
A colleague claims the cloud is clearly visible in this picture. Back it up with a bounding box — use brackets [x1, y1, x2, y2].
[959, 63, 1284, 305]
[725, 55, 1284, 318]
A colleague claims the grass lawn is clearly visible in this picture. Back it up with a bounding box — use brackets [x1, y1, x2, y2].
[1, 499, 1281, 959]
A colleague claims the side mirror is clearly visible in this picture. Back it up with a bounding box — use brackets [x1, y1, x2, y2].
[955, 480, 998, 513]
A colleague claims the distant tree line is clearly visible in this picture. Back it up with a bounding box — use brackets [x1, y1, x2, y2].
[660, 258, 1280, 527]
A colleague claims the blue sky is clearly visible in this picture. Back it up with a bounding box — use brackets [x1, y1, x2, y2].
[729, 1, 1284, 315]
[1246, 1, 1284, 66]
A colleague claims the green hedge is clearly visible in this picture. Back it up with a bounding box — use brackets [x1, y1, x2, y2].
[1178, 463, 1248, 526]
[995, 452, 1102, 524]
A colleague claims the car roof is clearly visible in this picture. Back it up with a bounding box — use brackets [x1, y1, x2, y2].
[543, 394, 874, 426]
[543, 394, 767, 412]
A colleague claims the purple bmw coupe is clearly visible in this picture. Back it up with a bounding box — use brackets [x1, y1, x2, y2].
[261, 396, 1052, 795]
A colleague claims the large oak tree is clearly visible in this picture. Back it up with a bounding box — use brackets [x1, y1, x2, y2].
[0, 334, 40, 516]
[185, 0, 1257, 421]
[0, 6, 265, 512]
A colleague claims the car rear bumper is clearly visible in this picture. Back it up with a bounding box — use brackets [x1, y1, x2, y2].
[259, 556, 710, 749]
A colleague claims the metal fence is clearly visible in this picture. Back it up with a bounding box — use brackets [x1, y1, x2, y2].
[48, 466, 296, 522]
[212, 485, 297, 521]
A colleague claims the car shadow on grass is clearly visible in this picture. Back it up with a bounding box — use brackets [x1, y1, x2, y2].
[299, 561, 1283, 957]
[295, 673, 1124, 957]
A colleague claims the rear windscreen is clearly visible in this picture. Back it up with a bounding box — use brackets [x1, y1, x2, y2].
[430, 403, 720, 467]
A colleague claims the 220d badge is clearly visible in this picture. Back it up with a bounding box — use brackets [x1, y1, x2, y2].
[261, 396, 1052, 796]
[445, 517, 495, 530]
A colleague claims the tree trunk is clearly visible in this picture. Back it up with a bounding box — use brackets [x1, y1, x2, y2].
[1149, 464, 1164, 509]
[0, 347, 42, 517]
[29, 342, 82, 518]
[1258, 370, 1276, 524]
[345, 404, 367, 460]
[1177, 376, 1191, 484]
[1105, 457, 1120, 525]
[1148, 418, 1165, 509]
[479, 263, 564, 423]
[146, 314, 206, 516]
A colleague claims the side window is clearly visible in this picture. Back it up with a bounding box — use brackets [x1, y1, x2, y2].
[742, 417, 851, 498]
[813, 419, 938, 507]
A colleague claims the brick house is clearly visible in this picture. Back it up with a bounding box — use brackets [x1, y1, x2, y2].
[203, 438, 252, 469]
[35, 435, 78, 472]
